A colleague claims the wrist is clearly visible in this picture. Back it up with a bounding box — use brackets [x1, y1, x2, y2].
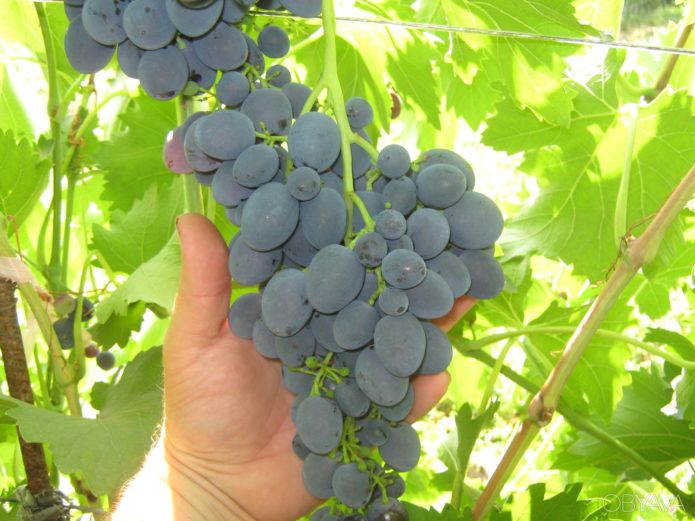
[110, 434, 255, 521]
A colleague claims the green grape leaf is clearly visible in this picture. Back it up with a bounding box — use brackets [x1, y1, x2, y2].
[405, 502, 474, 521]
[503, 483, 587, 521]
[2, 347, 163, 496]
[556, 366, 695, 477]
[676, 371, 695, 426]
[0, 130, 50, 231]
[0, 65, 33, 136]
[90, 301, 147, 349]
[92, 184, 184, 274]
[573, 0, 625, 35]
[643, 328, 695, 361]
[96, 234, 181, 322]
[92, 95, 179, 212]
[487, 68, 695, 280]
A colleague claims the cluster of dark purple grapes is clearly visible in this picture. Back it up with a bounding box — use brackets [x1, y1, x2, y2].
[61, 1, 505, 518]
[62, 0, 319, 99]
[51, 295, 116, 370]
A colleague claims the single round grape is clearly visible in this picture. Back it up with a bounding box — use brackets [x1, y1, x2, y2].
[243, 34, 266, 73]
[252, 319, 278, 359]
[258, 24, 290, 58]
[378, 287, 408, 316]
[382, 176, 417, 216]
[288, 112, 341, 171]
[183, 119, 222, 172]
[266, 64, 291, 87]
[287, 167, 321, 201]
[457, 250, 505, 299]
[241, 183, 299, 251]
[332, 463, 371, 508]
[333, 300, 379, 350]
[319, 171, 343, 193]
[378, 384, 414, 422]
[194, 110, 256, 161]
[227, 234, 282, 286]
[283, 82, 312, 118]
[165, 0, 224, 38]
[379, 423, 420, 472]
[309, 312, 343, 353]
[282, 365, 315, 394]
[232, 144, 279, 187]
[221, 0, 247, 21]
[418, 148, 475, 190]
[375, 209, 406, 240]
[356, 271, 378, 302]
[381, 249, 427, 289]
[117, 39, 143, 79]
[300, 188, 347, 249]
[64, 3, 82, 19]
[292, 433, 310, 461]
[123, 0, 176, 50]
[346, 96, 373, 129]
[53, 318, 75, 349]
[138, 47, 189, 101]
[332, 130, 373, 179]
[211, 161, 252, 206]
[444, 191, 504, 249]
[404, 270, 454, 320]
[354, 232, 387, 268]
[374, 313, 426, 377]
[306, 245, 365, 314]
[355, 347, 409, 406]
[283, 223, 319, 267]
[358, 417, 390, 446]
[64, 18, 115, 74]
[302, 453, 341, 499]
[297, 397, 343, 454]
[217, 71, 250, 107]
[334, 379, 370, 418]
[378, 144, 411, 179]
[275, 326, 315, 367]
[386, 234, 414, 252]
[241, 88, 293, 135]
[227, 293, 261, 339]
[261, 269, 313, 336]
[426, 250, 471, 298]
[225, 202, 245, 226]
[279, 0, 321, 17]
[419, 322, 453, 375]
[406, 208, 450, 259]
[416, 163, 467, 209]
[177, 0, 216, 7]
[81, 0, 128, 45]
[193, 22, 248, 70]
[181, 40, 217, 90]
[96, 351, 116, 370]
[163, 127, 193, 174]
[367, 498, 408, 521]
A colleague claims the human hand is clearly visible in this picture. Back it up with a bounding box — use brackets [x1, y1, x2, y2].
[162, 213, 476, 521]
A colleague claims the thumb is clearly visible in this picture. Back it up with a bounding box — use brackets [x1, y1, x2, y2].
[167, 213, 231, 346]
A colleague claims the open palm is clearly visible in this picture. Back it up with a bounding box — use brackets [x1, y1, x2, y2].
[162, 214, 475, 521]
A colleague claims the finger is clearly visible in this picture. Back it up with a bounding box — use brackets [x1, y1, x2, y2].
[167, 213, 231, 346]
[406, 371, 450, 422]
[433, 296, 476, 332]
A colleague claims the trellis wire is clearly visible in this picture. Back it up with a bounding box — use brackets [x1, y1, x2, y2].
[28, 0, 695, 57]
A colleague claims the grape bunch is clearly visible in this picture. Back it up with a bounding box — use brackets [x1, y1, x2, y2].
[62, 0, 320, 99]
[163, 76, 503, 521]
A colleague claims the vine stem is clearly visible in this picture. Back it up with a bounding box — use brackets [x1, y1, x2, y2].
[34, 3, 64, 290]
[457, 325, 695, 371]
[319, 0, 373, 242]
[464, 349, 695, 514]
[472, 162, 695, 520]
[0, 215, 81, 417]
[648, 17, 694, 101]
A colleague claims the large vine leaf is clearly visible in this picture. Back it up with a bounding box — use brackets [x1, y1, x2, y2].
[92, 183, 184, 274]
[485, 51, 695, 281]
[555, 366, 695, 477]
[1, 347, 163, 497]
[92, 95, 178, 212]
[0, 130, 50, 231]
[0, 65, 33, 136]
